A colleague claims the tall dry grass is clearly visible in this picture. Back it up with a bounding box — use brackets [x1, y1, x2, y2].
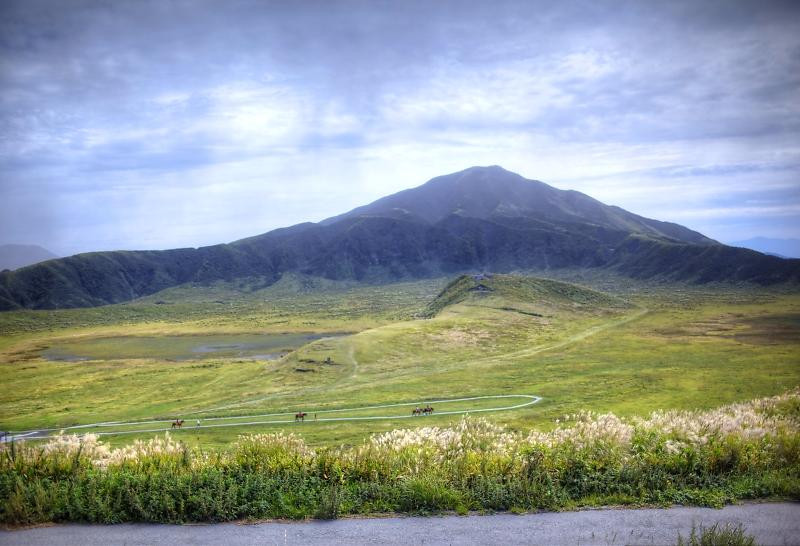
[2, 390, 798, 524]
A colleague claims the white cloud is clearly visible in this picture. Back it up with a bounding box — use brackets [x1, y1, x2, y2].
[2, 0, 799, 252]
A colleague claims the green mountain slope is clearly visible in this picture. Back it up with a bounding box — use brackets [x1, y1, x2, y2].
[1, 166, 798, 310]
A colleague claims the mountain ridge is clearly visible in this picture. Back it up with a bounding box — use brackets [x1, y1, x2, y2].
[1, 166, 797, 310]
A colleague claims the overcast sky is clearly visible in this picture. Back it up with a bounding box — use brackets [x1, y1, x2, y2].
[1, 0, 799, 256]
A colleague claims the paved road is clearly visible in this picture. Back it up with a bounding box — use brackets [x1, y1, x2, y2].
[2, 503, 798, 545]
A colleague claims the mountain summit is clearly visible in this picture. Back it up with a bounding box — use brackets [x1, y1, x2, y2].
[322, 166, 714, 245]
[1, 167, 797, 309]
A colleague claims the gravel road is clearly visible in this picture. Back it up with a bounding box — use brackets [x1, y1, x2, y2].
[2, 502, 798, 545]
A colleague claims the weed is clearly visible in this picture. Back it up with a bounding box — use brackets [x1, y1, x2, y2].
[676, 523, 757, 546]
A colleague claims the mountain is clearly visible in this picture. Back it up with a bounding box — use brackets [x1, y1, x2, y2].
[729, 237, 800, 259]
[1, 166, 798, 310]
[0, 244, 58, 271]
[321, 166, 715, 246]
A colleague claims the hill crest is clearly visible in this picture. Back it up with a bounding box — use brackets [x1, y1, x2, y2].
[424, 273, 631, 317]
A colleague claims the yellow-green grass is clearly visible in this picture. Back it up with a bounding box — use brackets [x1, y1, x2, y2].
[1, 274, 798, 449]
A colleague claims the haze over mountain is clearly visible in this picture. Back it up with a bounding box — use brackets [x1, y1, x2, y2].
[0, 244, 58, 271]
[729, 237, 800, 259]
[1, 166, 797, 310]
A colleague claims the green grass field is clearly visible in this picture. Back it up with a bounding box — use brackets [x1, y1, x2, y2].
[1, 273, 798, 449]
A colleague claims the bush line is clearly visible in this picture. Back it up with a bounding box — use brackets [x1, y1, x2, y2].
[2, 391, 799, 525]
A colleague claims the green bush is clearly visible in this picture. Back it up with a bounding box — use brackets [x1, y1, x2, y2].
[2, 391, 799, 525]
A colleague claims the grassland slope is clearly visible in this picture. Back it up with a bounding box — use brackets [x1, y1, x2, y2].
[424, 273, 630, 317]
[0, 274, 798, 449]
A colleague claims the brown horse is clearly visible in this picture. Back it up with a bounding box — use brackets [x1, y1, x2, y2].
[171, 419, 184, 429]
[423, 405, 434, 415]
[295, 412, 307, 422]
[412, 407, 422, 416]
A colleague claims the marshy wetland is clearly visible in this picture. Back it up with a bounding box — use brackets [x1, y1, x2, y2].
[41, 332, 347, 362]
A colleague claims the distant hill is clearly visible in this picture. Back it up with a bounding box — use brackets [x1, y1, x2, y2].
[0, 244, 58, 271]
[1, 166, 798, 310]
[729, 237, 800, 259]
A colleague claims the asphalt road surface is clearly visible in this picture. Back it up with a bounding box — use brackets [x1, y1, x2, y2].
[2, 502, 798, 545]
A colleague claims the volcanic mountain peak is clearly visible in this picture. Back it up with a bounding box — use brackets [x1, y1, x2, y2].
[322, 166, 715, 246]
[322, 166, 541, 225]
[1, 166, 796, 311]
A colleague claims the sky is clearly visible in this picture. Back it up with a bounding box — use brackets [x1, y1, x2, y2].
[1, 0, 799, 256]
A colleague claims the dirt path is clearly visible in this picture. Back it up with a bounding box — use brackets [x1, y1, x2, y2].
[4, 394, 542, 440]
[384, 306, 650, 386]
[481, 306, 649, 363]
[3, 502, 797, 545]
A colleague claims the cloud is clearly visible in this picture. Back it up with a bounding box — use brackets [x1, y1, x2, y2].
[1, 0, 799, 253]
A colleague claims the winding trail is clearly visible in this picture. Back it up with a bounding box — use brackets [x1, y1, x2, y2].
[5, 394, 541, 440]
[472, 306, 649, 365]
[366, 306, 650, 386]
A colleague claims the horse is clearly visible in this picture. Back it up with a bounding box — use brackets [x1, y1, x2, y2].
[295, 412, 307, 422]
[412, 407, 422, 416]
[171, 419, 184, 429]
[423, 405, 434, 415]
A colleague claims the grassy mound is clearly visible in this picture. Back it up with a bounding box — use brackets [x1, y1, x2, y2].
[423, 273, 630, 317]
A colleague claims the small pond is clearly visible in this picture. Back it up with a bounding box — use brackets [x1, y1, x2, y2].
[42, 332, 344, 362]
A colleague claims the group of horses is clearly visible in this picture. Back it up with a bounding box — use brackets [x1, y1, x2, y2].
[292, 405, 434, 421]
[294, 405, 434, 421]
[171, 404, 434, 428]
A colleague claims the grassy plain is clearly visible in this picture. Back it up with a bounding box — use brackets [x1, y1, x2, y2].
[1, 272, 798, 450]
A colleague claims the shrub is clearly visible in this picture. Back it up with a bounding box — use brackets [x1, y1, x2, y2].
[2, 390, 798, 524]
